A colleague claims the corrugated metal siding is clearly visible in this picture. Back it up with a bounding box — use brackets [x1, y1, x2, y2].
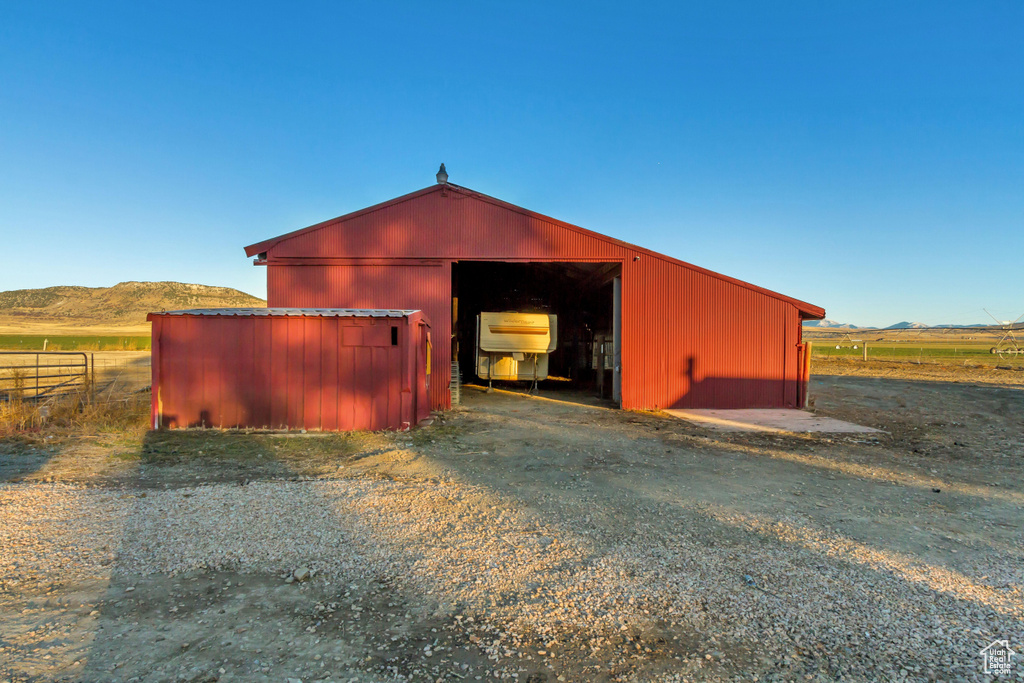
[620, 257, 799, 409]
[263, 188, 813, 411]
[268, 264, 452, 410]
[150, 312, 430, 430]
[273, 190, 640, 262]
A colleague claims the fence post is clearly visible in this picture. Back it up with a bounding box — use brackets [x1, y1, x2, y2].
[863, 343, 868, 361]
[90, 353, 95, 403]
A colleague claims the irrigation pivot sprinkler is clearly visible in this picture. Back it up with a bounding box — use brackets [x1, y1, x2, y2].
[984, 309, 1024, 359]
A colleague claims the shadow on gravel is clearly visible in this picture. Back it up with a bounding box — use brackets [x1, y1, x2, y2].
[400, 387, 1024, 681]
[0, 436, 59, 481]
[63, 430, 579, 683]
[78, 567, 527, 683]
[5, 374, 1022, 682]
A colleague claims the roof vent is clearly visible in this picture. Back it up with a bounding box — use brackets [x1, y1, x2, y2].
[436, 163, 448, 185]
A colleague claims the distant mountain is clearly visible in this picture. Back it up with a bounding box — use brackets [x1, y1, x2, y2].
[802, 319, 859, 328]
[0, 282, 265, 326]
[807, 320, 998, 331]
[884, 321, 930, 330]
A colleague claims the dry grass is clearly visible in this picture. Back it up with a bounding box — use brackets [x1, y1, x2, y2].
[812, 356, 1024, 386]
[0, 388, 150, 440]
[1, 391, 368, 486]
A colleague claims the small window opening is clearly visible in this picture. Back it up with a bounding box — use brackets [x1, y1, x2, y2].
[391, 326, 399, 346]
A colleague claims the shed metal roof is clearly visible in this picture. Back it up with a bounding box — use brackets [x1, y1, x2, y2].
[147, 308, 420, 319]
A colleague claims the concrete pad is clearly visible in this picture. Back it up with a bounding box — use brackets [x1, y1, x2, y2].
[664, 408, 884, 434]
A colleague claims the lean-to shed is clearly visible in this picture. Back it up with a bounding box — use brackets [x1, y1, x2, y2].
[148, 308, 431, 431]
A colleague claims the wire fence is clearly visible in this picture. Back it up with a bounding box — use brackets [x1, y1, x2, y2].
[0, 351, 151, 403]
[811, 342, 1024, 370]
[0, 351, 151, 433]
[90, 352, 151, 394]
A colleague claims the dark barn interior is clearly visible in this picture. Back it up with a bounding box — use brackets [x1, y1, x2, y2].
[450, 261, 620, 394]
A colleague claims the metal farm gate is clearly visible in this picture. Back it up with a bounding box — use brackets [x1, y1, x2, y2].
[0, 352, 94, 403]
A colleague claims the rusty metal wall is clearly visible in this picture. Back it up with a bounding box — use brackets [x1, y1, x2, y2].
[256, 185, 820, 410]
[150, 312, 430, 430]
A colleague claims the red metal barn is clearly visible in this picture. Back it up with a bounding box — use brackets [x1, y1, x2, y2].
[148, 309, 431, 431]
[244, 182, 825, 411]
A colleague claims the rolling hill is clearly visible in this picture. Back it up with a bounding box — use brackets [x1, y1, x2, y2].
[0, 282, 265, 334]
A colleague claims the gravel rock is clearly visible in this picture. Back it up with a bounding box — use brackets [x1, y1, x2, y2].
[1, 471, 1021, 681]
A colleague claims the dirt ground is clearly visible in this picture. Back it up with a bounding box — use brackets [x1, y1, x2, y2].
[812, 356, 1024, 387]
[1, 368, 1022, 683]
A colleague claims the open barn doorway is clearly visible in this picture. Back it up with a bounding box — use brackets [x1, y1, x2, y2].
[450, 261, 621, 405]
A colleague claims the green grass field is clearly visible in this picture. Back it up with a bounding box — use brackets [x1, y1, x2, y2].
[811, 341, 1024, 367]
[0, 335, 151, 351]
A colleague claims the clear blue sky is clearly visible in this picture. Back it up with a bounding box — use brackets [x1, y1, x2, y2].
[1, 2, 1021, 327]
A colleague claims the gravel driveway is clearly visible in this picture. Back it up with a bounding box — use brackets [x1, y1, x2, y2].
[1, 376, 1022, 682]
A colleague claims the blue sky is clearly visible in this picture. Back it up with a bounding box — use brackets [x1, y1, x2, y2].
[1, 2, 1020, 327]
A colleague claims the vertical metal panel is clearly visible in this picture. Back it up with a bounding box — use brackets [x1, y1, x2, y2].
[150, 312, 428, 431]
[286, 317, 304, 427]
[353, 345, 371, 428]
[268, 263, 452, 410]
[321, 320, 339, 430]
[338, 341, 354, 431]
[262, 188, 820, 410]
[150, 316, 162, 429]
[620, 256, 797, 410]
[269, 319, 287, 427]
[370, 347, 386, 430]
[303, 317, 321, 430]
[253, 318, 272, 428]
[387, 342, 401, 430]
